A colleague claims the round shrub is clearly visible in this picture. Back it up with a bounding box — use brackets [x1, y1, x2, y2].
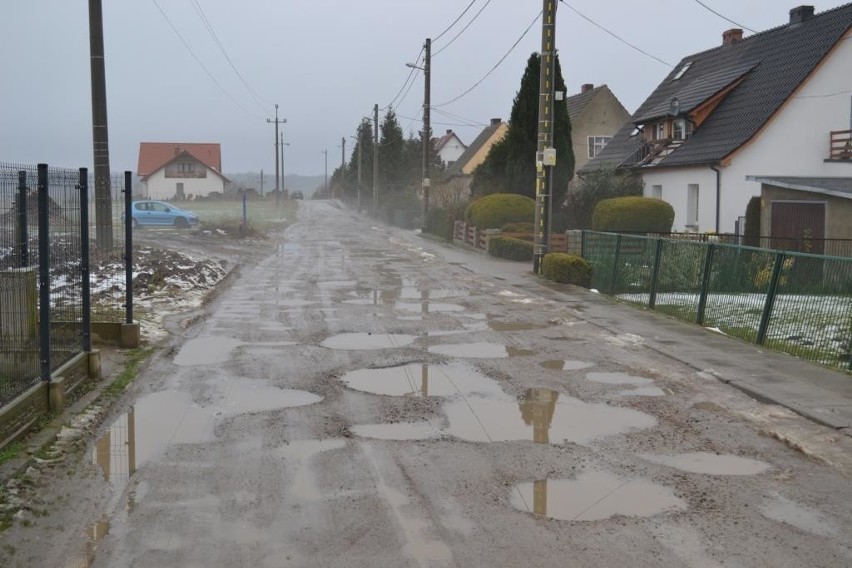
[465, 193, 535, 229]
[592, 196, 674, 233]
[542, 253, 592, 287]
[501, 221, 535, 234]
[488, 236, 534, 261]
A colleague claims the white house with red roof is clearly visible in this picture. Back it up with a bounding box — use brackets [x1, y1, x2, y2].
[432, 129, 466, 168]
[137, 142, 229, 200]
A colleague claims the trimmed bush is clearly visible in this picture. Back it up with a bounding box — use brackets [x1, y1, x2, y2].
[744, 196, 761, 247]
[465, 193, 535, 230]
[592, 196, 674, 233]
[488, 236, 534, 261]
[501, 221, 534, 233]
[542, 253, 592, 287]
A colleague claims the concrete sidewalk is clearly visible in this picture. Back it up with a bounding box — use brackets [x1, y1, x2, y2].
[414, 232, 852, 435]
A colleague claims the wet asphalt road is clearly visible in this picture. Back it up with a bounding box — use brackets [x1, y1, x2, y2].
[19, 200, 852, 567]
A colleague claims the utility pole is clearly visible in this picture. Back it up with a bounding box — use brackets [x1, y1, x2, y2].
[323, 149, 328, 197]
[280, 132, 287, 199]
[422, 38, 432, 230]
[340, 136, 346, 200]
[373, 104, 379, 217]
[533, 0, 558, 274]
[354, 133, 363, 212]
[88, 0, 113, 249]
[260, 169, 264, 196]
[267, 104, 286, 206]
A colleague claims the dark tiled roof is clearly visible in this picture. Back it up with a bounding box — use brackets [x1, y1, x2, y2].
[445, 120, 503, 178]
[583, 3, 852, 172]
[566, 85, 604, 122]
[747, 175, 852, 198]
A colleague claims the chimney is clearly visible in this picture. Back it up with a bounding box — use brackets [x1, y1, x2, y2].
[581, 83, 594, 93]
[446, 129, 452, 135]
[490, 118, 502, 125]
[722, 28, 743, 46]
[789, 5, 815, 24]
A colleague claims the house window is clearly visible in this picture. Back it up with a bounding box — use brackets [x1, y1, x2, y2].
[687, 184, 699, 229]
[655, 122, 666, 140]
[672, 120, 684, 141]
[650, 185, 662, 199]
[587, 136, 612, 159]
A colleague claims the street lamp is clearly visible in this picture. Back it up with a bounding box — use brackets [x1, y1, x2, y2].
[406, 37, 431, 231]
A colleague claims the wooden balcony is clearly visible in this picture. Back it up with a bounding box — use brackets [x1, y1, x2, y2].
[829, 129, 852, 161]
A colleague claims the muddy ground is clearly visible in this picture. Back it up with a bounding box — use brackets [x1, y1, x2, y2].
[2, 200, 852, 567]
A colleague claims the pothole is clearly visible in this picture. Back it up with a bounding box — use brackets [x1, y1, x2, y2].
[321, 333, 416, 350]
[174, 336, 242, 366]
[759, 493, 839, 537]
[340, 362, 503, 397]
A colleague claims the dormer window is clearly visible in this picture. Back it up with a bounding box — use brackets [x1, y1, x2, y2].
[656, 122, 666, 140]
[672, 119, 685, 141]
[673, 61, 692, 80]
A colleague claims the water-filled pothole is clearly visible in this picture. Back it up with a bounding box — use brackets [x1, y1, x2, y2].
[640, 452, 771, 475]
[443, 388, 655, 445]
[321, 333, 416, 350]
[540, 360, 593, 371]
[174, 336, 242, 366]
[759, 494, 839, 537]
[427, 343, 536, 358]
[511, 471, 686, 521]
[488, 321, 549, 332]
[340, 363, 503, 397]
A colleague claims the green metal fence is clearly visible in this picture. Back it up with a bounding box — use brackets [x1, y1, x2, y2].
[582, 231, 852, 372]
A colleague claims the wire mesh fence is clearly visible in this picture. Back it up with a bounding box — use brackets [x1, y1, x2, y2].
[582, 230, 852, 372]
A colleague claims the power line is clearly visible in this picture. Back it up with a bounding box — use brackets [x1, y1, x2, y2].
[433, 0, 494, 57]
[434, 10, 541, 108]
[431, 108, 487, 127]
[692, 0, 757, 34]
[394, 67, 421, 111]
[189, 0, 270, 112]
[559, 1, 672, 68]
[149, 0, 263, 119]
[433, 0, 479, 42]
[384, 48, 425, 110]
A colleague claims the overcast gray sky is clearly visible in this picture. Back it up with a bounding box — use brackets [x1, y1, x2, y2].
[0, 1, 842, 176]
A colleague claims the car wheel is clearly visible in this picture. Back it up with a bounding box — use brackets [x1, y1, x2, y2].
[175, 217, 189, 229]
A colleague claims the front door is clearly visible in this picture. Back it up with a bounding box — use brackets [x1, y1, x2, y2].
[770, 201, 825, 254]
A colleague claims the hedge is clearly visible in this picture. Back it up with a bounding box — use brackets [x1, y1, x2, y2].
[542, 253, 592, 287]
[592, 196, 674, 233]
[488, 236, 534, 261]
[465, 193, 535, 229]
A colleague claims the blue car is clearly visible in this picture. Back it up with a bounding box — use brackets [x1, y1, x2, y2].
[124, 200, 199, 229]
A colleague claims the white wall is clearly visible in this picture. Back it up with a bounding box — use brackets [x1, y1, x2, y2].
[643, 28, 852, 234]
[141, 167, 226, 200]
[438, 137, 466, 165]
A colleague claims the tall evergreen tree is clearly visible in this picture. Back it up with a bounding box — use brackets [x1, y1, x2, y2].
[378, 110, 405, 193]
[471, 52, 574, 205]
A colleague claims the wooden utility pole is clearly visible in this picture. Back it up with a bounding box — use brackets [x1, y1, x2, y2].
[323, 149, 328, 197]
[88, 0, 113, 249]
[421, 38, 432, 230]
[340, 136, 346, 200]
[280, 132, 287, 198]
[373, 104, 379, 217]
[267, 104, 286, 205]
[533, 0, 558, 274]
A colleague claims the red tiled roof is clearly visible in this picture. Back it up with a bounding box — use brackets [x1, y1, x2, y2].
[137, 142, 222, 177]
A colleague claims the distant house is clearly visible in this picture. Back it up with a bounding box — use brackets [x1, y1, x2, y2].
[432, 129, 467, 168]
[439, 118, 508, 198]
[567, 83, 630, 177]
[581, 4, 852, 234]
[137, 142, 229, 200]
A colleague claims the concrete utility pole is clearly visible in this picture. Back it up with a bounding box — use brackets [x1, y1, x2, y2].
[88, 0, 113, 249]
[280, 132, 288, 199]
[422, 38, 432, 230]
[532, 0, 558, 274]
[267, 104, 287, 205]
[340, 136, 346, 200]
[323, 149, 328, 197]
[373, 104, 379, 217]
[353, 134, 363, 211]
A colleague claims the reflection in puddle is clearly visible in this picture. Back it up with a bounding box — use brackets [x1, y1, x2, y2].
[341, 363, 503, 398]
[321, 333, 416, 350]
[585, 372, 655, 386]
[511, 472, 686, 521]
[540, 360, 593, 371]
[641, 452, 770, 475]
[63, 516, 110, 568]
[174, 336, 242, 366]
[352, 422, 438, 440]
[427, 343, 535, 358]
[760, 493, 839, 537]
[443, 388, 655, 445]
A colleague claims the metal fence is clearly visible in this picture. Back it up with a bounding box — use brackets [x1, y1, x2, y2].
[0, 162, 130, 406]
[582, 231, 852, 372]
[640, 231, 852, 259]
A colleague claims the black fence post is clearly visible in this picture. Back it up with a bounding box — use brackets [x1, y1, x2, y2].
[16, 170, 28, 267]
[756, 252, 785, 345]
[648, 238, 664, 309]
[580, 230, 587, 260]
[37, 164, 51, 382]
[696, 243, 716, 325]
[124, 171, 133, 324]
[79, 168, 91, 352]
[609, 234, 622, 295]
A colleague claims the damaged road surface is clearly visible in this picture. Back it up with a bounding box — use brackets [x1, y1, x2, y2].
[8, 200, 852, 567]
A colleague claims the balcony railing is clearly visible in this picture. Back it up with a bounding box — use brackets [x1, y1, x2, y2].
[829, 129, 852, 160]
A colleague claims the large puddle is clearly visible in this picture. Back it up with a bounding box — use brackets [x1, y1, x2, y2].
[759, 494, 839, 537]
[443, 388, 656, 445]
[640, 452, 771, 475]
[395, 302, 466, 313]
[427, 343, 536, 358]
[511, 471, 686, 521]
[340, 363, 504, 398]
[174, 336, 242, 366]
[321, 333, 416, 350]
[540, 360, 593, 371]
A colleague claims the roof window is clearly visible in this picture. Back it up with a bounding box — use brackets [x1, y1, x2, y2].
[672, 62, 692, 80]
